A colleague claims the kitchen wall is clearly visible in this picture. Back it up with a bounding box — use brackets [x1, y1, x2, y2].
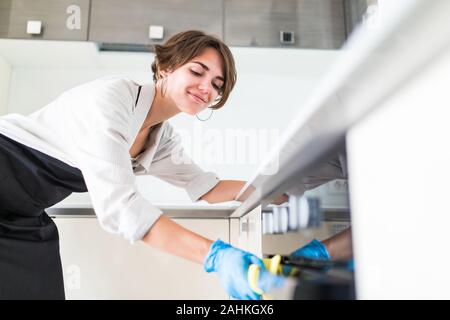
[0, 54, 11, 115]
[0, 39, 344, 206]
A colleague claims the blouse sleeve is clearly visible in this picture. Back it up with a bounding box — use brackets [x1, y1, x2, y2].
[65, 77, 163, 243]
[285, 153, 347, 196]
[146, 123, 220, 202]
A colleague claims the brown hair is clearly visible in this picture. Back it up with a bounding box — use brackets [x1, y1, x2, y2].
[151, 30, 236, 110]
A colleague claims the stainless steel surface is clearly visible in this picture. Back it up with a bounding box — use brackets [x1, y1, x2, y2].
[321, 208, 350, 222]
[0, 0, 89, 40]
[88, 0, 223, 45]
[230, 0, 450, 218]
[224, 0, 346, 49]
[48, 206, 235, 219]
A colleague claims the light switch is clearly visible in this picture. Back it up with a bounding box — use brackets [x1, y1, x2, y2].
[149, 25, 164, 40]
[27, 20, 42, 35]
[280, 30, 295, 44]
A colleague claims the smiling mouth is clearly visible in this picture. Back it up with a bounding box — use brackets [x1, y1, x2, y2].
[188, 92, 206, 104]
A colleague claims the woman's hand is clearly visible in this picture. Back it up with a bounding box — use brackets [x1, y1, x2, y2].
[204, 239, 284, 300]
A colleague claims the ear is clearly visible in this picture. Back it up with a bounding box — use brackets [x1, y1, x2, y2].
[159, 68, 173, 78]
[159, 70, 168, 78]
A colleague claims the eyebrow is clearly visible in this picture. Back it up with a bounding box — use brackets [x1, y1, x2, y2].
[192, 61, 224, 82]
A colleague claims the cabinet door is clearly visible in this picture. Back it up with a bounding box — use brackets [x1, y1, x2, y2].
[88, 0, 223, 45]
[0, 0, 89, 40]
[231, 205, 262, 258]
[225, 0, 346, 49]
[54, 217, 229, 299]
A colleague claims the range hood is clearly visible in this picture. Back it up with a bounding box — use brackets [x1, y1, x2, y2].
[96, 42, 155, 53]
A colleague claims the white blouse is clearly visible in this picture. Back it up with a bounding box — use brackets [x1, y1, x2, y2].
[0, 76, 219, 243]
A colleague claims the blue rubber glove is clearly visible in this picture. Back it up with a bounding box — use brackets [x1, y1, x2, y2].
[204, 239, 283, 300]
[291, 239, 331, 260]
[258, 270, 285, 296]
[291, 240, 354, 271]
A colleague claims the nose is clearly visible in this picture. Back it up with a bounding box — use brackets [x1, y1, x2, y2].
[198, 79, 212, 96]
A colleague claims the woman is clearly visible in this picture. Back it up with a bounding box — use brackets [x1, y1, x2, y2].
[0, 30, 282, 300]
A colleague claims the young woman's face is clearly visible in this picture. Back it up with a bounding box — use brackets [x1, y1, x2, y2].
[164, 47, 224, 115]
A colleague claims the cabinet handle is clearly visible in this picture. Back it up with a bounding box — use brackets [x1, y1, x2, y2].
[240, 219, 248, 233]
[26, 20, 42, 35]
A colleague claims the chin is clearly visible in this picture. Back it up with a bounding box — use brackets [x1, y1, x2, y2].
[179, 102, 205, 116]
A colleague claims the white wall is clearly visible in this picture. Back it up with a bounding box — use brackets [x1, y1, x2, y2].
[348, 46, 450, 299]
[0, 55, 11, 116]
[1, 40, 343, 205]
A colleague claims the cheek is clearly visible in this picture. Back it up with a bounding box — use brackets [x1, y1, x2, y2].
[172, 88, 207, 114]
[168, 80, 188, 102]
[167, 76, 185, 93]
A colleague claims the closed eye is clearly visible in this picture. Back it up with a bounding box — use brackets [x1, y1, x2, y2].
[190, 69, 202, 76]
[213, 83, 223, 93]
[191, 68, 223, 93]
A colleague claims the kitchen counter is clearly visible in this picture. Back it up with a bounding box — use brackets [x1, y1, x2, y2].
[47, 203, 240, 219]
[47, 202, 350, 221]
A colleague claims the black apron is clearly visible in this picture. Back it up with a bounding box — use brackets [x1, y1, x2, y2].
[0, 85, 142, 300]
[0, 132, 88, 299]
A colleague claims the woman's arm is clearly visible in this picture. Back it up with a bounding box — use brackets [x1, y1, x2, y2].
[142, 180, 286, 262]
[322, 227, 353, 260]
[142, 215, 213, 264]
[200, 180, 288, 204]
[200, 180, 245, 203]
[202, 181, 353, 260]
[142, 214, 277, 300]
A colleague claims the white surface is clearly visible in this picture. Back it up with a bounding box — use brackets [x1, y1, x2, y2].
[55, 217, 229, 299]
[348, 44, 450, 299]
[0, 56, 10, 115]
[0, 40, 342, 206]
[50, 201, 240, 210]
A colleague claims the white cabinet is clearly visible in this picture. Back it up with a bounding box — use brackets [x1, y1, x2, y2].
[346, 47, 450, 299]
[54, 217, 229, 300]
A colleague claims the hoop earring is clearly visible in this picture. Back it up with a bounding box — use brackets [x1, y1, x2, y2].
[161, 77, 168, 97]
[196, 108, 214, 121]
